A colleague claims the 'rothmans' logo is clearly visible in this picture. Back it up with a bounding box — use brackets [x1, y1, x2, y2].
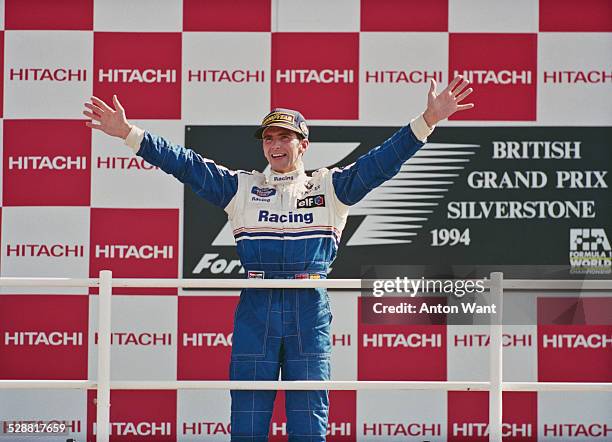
[251, 186, 276, 198]
[262, 112, 295, 126]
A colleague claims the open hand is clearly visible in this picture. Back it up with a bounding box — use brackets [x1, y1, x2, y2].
[83, 95, 132, 139]
[423, 75, 474, 127]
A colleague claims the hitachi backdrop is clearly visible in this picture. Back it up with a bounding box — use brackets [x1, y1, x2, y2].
[0, 0, 611, 441]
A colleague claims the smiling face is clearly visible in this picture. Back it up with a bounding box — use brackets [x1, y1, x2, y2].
[262, 126, 309, 173]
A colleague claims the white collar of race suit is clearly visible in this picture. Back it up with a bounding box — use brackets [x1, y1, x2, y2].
[264, 163, 307, 186]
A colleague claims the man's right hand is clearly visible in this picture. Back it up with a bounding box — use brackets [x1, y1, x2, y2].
[83, 95, 132, 139]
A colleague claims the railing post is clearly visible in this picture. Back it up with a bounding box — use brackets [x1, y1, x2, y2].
[489, 272, 503, 442]
[97, 270, 112, 442]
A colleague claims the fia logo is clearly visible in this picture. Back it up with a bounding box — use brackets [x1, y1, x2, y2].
[569, 228, 612, 274]
[570, 228, 611, 252]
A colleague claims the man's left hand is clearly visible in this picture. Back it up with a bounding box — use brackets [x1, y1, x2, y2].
[423, 75, 474, 127]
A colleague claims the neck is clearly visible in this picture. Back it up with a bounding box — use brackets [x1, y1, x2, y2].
[271, 160, 304, 174]
[271, 159, 304, 174]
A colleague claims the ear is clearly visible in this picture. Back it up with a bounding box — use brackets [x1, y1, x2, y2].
[299, 138, 309, 155]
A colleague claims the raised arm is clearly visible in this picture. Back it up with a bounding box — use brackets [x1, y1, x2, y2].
[83, 95, 238, 208]
[332, 75, 474, 206]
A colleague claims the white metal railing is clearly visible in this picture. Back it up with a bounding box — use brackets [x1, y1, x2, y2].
[0, 272, 611, 442]
[3, 277, 608, 289]
[490, 272, 503, 441]
[3, 379, 610, 391]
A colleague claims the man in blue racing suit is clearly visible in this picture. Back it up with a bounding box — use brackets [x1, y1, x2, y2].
[83, 75, 473, 441]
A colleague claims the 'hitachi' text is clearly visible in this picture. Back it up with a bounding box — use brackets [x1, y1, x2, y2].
[182, 422, 230, 436]
[542, 334, 611, 348]
[453, 423, 532, 437]
[8, 156, 87, 170]
[188, 69, 264, 82]
[364, 70, 442, 83]
[454, 70, 532, 84]
[93, 422, 171, 436]
[272, 422, 351, 437]
[544, 70, 612, 83]
[6, 244, 84, 257]
[182, 332, 232, 347]
[454, 333, 533, 347]
[362, 333, 442, 348]
[275, 69, 354, 84]
[94, 332, 172, 346]
[97, 156, 157, 170]
[363, 422, 441, 437]
[5, 331, 83, 346]
[98, 69, 176, 83]
[363, 422, 442, 436]
[9, 68, 87, 81]
[544, 423, 611, 437]
[95, 245, 173, 259]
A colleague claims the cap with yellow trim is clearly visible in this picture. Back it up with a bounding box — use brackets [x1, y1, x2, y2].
[254, 108, 309, 139]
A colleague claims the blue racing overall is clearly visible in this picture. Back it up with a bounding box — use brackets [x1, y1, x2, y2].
[125, 115, 433, 441]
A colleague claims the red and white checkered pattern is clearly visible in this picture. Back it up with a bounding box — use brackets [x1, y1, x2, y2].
[0, 0, 610, 440]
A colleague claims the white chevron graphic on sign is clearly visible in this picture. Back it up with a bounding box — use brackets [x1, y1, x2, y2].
[346, 142, 480, 246]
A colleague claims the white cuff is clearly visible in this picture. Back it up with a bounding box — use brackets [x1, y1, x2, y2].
[410, 114, 435, 142]
[124, 125, 145, 153]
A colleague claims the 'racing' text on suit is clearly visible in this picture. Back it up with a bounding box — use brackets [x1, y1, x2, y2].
[124, 115, 433, 441]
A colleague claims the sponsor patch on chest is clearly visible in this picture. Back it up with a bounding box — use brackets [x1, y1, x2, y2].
[251, 186, 276, 197]
[303, 181, 321, 195]
[250, 186, 276, 203]
[297, 194, 326, 208]
[258, 210, 313, 224]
